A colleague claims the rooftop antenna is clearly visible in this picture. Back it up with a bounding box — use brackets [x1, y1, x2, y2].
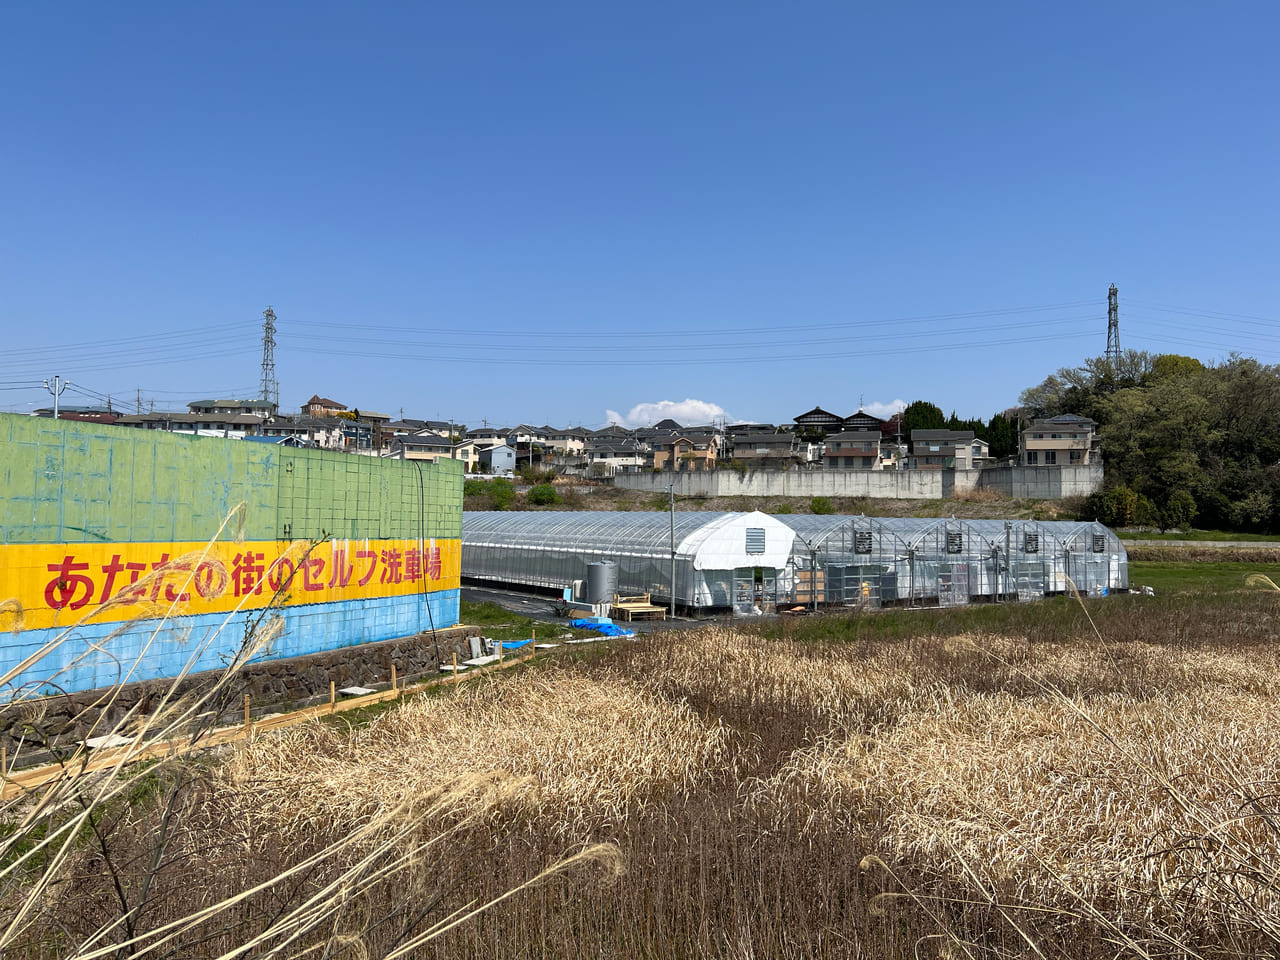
[1106, 284, 1120, 367]
[260, 306, 279, 411]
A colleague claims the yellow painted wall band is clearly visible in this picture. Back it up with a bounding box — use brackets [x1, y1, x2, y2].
[0, 538, 461, 632]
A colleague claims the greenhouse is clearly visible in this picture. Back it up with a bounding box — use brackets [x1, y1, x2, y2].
[776, 515, 1128, 608]
[463, 511, 796, 613]
[461, 511, 1127, 614]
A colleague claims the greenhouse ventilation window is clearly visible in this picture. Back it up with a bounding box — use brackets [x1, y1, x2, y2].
[854, 530, 873, 554]
[946, 531, 963, 554]
[745, 527, 766, 554]
[1024, 533, 1039, 553]
[1092, 533, 1106, 553]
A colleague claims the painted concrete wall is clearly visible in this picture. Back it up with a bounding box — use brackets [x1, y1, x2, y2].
[614, 464, 1103, 500]
[0, 415, 462, 697]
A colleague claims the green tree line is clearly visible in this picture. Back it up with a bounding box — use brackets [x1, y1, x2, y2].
[1019, 351, 1280, 532]
[898, 400, 1020, 460]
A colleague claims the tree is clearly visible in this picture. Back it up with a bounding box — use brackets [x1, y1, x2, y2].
[901, 401, 945, 436]
[984, 413, 1019, 460]
[1161, 489, 1197, 532]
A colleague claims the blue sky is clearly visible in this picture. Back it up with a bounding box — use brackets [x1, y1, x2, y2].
[3, 2, 1277, 429]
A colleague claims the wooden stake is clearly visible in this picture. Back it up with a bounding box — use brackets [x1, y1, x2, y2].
[243, 694, 251, 735]
[498, 640, 503, 665]
[329, 680, 336, 714]
[1, 745, 6, 782]
[452, 652, 458, 685]
[391, 664, 398, 697]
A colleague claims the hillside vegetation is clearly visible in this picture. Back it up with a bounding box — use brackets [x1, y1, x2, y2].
[1024, 351, 1280, 533]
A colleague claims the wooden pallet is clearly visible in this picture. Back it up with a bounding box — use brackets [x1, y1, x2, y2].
[612, 593, 667, 621]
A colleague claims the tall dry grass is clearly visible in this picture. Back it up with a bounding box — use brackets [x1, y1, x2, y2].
[414, 616, 1280, 958]
[223, 671, 738, 837]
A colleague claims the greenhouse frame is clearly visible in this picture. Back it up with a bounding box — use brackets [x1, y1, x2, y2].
[462, 511, 1128, 614]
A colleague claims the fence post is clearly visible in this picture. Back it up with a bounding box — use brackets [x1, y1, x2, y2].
[243, 694, 251, 736]
[329, 680, 336, 714]
[391, 664, 398, 697]
[452, 652, 458, 685]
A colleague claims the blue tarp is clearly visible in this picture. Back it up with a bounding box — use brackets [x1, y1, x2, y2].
[499, 639, 533, 650]
[568, 619, 635, 637]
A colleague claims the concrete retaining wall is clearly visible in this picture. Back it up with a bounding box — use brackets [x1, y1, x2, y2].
[615, 469, 944, 499]
[616, 464, 1103, 500]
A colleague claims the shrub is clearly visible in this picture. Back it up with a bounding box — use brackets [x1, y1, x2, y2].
[810, 496, 835, 515]
[1161, 489, 1197, 532]
[463, 479, 488, 498]
[527, 483, 560, 506]
[774, 504, 794, 514]
[517, 467, 557, 485]
[490, 478, 516, 511]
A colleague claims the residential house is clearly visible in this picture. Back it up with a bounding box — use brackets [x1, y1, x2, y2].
[907, 430, 991, 470]
[729, 431, 800, 469]
[653, 433, 721, 471]
[189, 398, 278, 418]
[384, 432, 454, 461]
[585, 437, 647, 476]
[792, 407, 844, 439]
[467, 426, 513, 446]
[261, 416, 346, 449]
[542, 426, 589, 457]
[1020, 414, 1100, 466]
[478, 443, 517, 475]
[507, 424, 549, 468]
[824, 429, 883, 470]
[116, 412, 264, 439]
[303, 395, 346, 418]
[452, 437, 486, 472]
[842, 408, 886, 432]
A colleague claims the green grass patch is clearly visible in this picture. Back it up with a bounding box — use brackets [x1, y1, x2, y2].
[1128, 560, 1278, 594]
[1120, 529, 1280, 542]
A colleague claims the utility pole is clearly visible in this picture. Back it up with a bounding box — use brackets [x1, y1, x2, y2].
[668, 481, 676, 620]
[1106, 284, 1120, 368]
[43, 376, 68, 420]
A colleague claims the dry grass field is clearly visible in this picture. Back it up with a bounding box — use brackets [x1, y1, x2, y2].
[6, 582, 1280, 958]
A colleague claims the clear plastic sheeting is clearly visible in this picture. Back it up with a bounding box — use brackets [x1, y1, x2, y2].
[462, 511, 1128, 614]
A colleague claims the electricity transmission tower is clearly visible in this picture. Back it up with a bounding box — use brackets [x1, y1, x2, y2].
[1105, 284, 1120, 367]
[260, 306, 278, 411]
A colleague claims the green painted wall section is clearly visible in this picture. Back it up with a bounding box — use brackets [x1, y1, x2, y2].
[0, 415, 461, 545]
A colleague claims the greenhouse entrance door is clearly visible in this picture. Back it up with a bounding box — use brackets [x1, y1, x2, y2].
[938, 563, 971, 607]
[1011, 561, 1047, 601]
[733, 567, 777, 615]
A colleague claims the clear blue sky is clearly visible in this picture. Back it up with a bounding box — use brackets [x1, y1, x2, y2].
[3, 2, 1277, 429]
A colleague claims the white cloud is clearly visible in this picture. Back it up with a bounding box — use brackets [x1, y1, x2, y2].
[604, 399, 730, 429]
[863, 399, 907, 420]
